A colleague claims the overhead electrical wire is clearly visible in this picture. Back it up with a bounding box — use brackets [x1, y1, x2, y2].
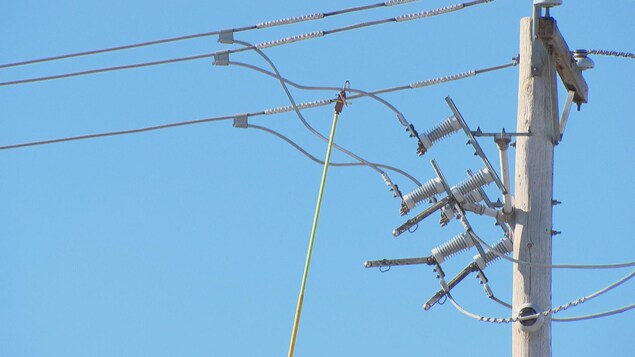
[444, 270, 635, 324]
[470, 232, 635, 269]
[0, 61, 516, 154]
[0, 0, 420, 69]
[229, 39, 401, 181]
[0, 114, 238, 150]
[484, 282, 635, 322]
[587, 49, 635, 60]
[247, 124, 420, 185]
[0, 0, 494, 87]
[227, 58, 519, 115]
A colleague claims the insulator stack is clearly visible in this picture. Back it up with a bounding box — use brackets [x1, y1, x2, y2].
[402, 177, 444, 211]
[454, 167, 494, 198]
[427, 115, 461, 143]
[431, 232, 473, 264]
[416, 115, 461, 155]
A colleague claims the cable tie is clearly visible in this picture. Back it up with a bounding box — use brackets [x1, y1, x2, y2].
[395, 3, 463, 22]
[256, 31, 325, 49]
[233, 114, 248, 128]
[256, 13, 325, 28]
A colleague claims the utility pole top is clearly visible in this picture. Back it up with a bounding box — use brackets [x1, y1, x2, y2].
[537, 16, 589, 104]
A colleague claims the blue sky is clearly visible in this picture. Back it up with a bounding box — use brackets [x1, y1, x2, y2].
[1, 1, 633, 356]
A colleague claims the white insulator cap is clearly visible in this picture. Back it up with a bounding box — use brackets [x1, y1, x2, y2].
[533, 0, 562, 7]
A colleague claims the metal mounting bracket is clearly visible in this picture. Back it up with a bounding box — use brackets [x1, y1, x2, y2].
[557, 90, 576, 142]
[445, 97, 508, 195]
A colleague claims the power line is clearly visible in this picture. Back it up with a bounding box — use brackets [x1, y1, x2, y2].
[0, 59, 516, 152]
[484, 282, 635, 323]
[0, 0, 494, 87]
[0, 114, 238, 151]
[0, 0, 420, 69]
[231, 58, 519, 115]
[472, 232, 635, 270]
[230, 40, 396, 180]
[552, 303, 635, 322]
[0, 53, 216, 87]
[588, 49, 635, 59]
[247, 124, 420, 185]
[444, 270, 635, 324]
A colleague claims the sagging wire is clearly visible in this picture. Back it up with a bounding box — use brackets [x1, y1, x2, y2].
[483, 282, 635, 322]
[444, 270, 635, 324]
[0, 114, 238, 150]
[227, 58, 519, 115]
[0, 59, 517, 153]
[247, 124, 420, 185]
[228, 38, 414, 191]
[0, 0, 420, 69]
[0, 0, 494, 87]
[471, 231, 635, 270]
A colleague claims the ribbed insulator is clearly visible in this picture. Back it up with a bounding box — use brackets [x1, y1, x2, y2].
[463, 189, 483, 204]
[385, 0, 416, 6]
[426, 115, 460, 143]
[395, 4, 463, 22]
[454, 168, 493, 196]
[431, 232, 472, 264]
[256, 13, 324, 28]
[264, 99, 332, 115]
[482, 238, 513, 266]
[409, 71, 476, 89]
[256, 31, 324, 49]
[403, 177, 442, 209]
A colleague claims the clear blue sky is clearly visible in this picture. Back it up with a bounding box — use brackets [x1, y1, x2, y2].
[1, 1, 633, 356]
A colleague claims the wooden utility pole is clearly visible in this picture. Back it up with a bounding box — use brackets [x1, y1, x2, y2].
[512, 16, 556, 356]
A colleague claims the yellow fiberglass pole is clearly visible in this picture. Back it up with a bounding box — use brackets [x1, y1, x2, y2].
[288, 86, 348, 357]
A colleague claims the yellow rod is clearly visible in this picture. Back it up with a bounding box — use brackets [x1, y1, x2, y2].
[288, 109, 341, 357]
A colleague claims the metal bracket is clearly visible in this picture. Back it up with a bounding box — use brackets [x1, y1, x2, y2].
[430, 160, 488, 264]
[393, 197, 449, 237]
[558, 90, 576, 142]
[233, 114, 248, 128]
[445, 97, 508, 195]
[471, 127, 532, 138]
[213, 50, 230, 66]
[218, 29, 234, 44]
[424, 263, 476, 310]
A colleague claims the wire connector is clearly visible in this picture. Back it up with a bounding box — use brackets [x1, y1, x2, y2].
[218, 29, 234, 44]
[233, 114, 248, 128]
[213, 51, 230, 66]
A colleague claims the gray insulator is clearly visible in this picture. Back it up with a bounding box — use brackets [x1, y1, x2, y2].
[474, 237, 513, 269]
[431, 232, 473, 264]
[403, 177, 443, 210]
[454, 168, 493, 197]
[426, 115, 461, 144]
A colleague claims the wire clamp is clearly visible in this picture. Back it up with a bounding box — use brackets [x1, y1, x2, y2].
[334, 80, 350, 114]
[213, 51, 230, 66]
[233, 114, 248, 128]
[218, 29, 234, 44]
